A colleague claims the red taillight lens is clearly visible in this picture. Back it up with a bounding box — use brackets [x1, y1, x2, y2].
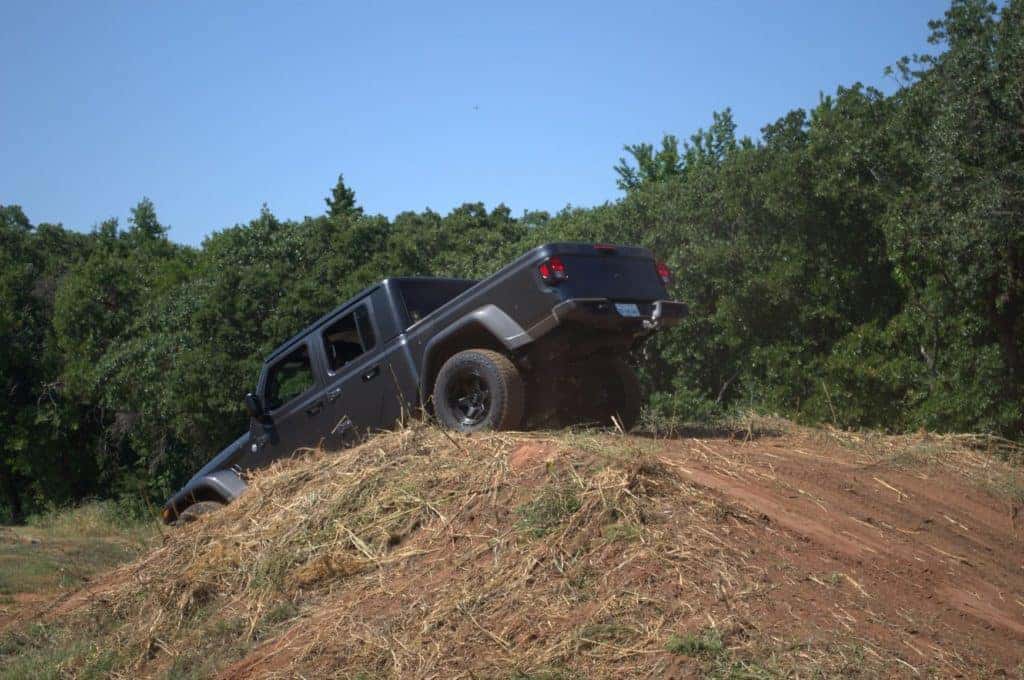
[539, 256, 568, 284]
[656, 261, 671, 285]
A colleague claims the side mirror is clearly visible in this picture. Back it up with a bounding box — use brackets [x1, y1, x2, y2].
[244, 392, 266, 420]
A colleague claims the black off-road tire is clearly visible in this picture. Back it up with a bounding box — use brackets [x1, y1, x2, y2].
[567, 357, 642, 431]
[433, 349, 524, 432]
[175, 500, 224, 525]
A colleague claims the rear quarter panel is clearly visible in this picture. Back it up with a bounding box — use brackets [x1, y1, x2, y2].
[401, 242, 666, 380]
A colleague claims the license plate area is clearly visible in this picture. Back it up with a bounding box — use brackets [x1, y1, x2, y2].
[614, 303, 640, 318]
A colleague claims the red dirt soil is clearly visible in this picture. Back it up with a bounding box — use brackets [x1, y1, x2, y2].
[656, 433, 1024, 675]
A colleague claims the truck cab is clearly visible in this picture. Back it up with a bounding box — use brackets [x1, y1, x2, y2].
[242, 279, 473, 468]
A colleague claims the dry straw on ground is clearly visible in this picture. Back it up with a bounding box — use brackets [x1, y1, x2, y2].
[7, 419, 1023, 678]
[27, 425, 775, 677]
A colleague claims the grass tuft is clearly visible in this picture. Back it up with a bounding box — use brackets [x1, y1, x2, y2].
[666, 628, 726, 658]
[515, 484, 581, 538]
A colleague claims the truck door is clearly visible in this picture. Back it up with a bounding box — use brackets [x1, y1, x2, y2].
[248, 341, 325, 468]
[317, 302, 404, 448]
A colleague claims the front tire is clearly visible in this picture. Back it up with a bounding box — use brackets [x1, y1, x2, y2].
[433, 349, 524, 432]
[175, 500, 224, 525]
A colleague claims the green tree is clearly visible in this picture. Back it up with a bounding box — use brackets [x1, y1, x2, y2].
[325, 173, 363, 220]
[880, 0, 1024, 434]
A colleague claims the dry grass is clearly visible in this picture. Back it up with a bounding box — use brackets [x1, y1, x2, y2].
[3, 420, 1019, 678]
[0, 501, 156, 607]
[0, 425, 781, 677]
[812, 425, 1024, 508]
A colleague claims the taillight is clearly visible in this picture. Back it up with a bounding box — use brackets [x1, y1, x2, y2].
[656, 261, 672, 285]
[538, 256, 568, 284]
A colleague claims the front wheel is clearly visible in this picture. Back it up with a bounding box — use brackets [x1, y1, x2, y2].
[433, 349, 524, 432]
[174, 500, 224, 526]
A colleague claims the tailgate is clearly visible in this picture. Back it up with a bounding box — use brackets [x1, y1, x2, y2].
[549, 244, 667, 301]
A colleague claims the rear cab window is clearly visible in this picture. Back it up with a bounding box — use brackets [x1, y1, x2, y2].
[396, 279, 476, 329]
[265, 345, 315, 411]
[322, 304, 376, 373]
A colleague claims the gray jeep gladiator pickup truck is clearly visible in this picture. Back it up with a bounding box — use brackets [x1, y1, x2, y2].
[162, 242, 686, 523]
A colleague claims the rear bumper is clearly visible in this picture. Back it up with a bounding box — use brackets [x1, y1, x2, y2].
[550, 298, 688, 332]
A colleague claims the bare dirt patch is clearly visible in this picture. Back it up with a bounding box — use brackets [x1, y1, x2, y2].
[507, 441, 554, 471]
[657, 427, 1024, 675]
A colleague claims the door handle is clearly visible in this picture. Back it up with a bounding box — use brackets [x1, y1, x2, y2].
[305, 401, 324, 416]
[326, 387, 342, 403]
[362, 366, 380, 382]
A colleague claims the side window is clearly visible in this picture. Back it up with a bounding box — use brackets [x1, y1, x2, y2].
[265, 345, 315, 411]
[323, 304, 376, 373]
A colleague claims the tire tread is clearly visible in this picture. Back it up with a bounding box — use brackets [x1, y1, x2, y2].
[433, 349, 524, 431]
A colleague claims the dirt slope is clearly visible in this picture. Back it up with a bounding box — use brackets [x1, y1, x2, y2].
[2, 421, 1022, 678]
[659, 429, 1024, 675]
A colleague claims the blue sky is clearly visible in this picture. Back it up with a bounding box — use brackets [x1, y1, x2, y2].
[2, 0, 948, 245]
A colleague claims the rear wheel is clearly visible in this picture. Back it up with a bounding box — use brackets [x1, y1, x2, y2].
[433, 349, 524, 432]
[175, 500, 224, 525]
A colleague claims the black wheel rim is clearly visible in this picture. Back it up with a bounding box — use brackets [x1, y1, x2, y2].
[447, 370, 491, 426]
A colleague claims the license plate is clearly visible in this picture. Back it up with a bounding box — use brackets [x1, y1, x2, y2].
[615, 303, 640, 317]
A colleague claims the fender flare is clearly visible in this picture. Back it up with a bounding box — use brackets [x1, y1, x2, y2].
[162, 469, 248, 523]
[419, 305, 530, 399]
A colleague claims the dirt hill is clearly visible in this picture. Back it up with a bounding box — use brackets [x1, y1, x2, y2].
[2, 419, 1022, 678]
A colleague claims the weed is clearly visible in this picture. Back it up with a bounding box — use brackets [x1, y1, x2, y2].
[211, 617, 247, 637]
[562, 567, 593, 603]
[254, 600, 301, 640]
[163, 616, 250, 678]
[886, 441, 955, 469]
[576, 622, 637, 650]
[601, 521, 640, 542]
[78, 645, 125, 680]
[515, 484, 581, 538]
[0, 615, 126, 680]
[263, 600, 299, 625]
[666, 628, 726, 659]
[0, 622, 51, 656]
[980, 475, 1024, 507]
[25, 500, 156, 537]
[508, 667, 577, 680]
[706, 658, 776, 679]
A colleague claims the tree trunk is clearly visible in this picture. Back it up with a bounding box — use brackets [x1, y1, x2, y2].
[990, 245, 1024, 434]
[0, 459, 25, 523]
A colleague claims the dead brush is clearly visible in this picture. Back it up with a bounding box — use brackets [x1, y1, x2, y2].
[86, 426, 495, 652]
[29, 421, 961, 678]
[109, 427, 728, 677]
